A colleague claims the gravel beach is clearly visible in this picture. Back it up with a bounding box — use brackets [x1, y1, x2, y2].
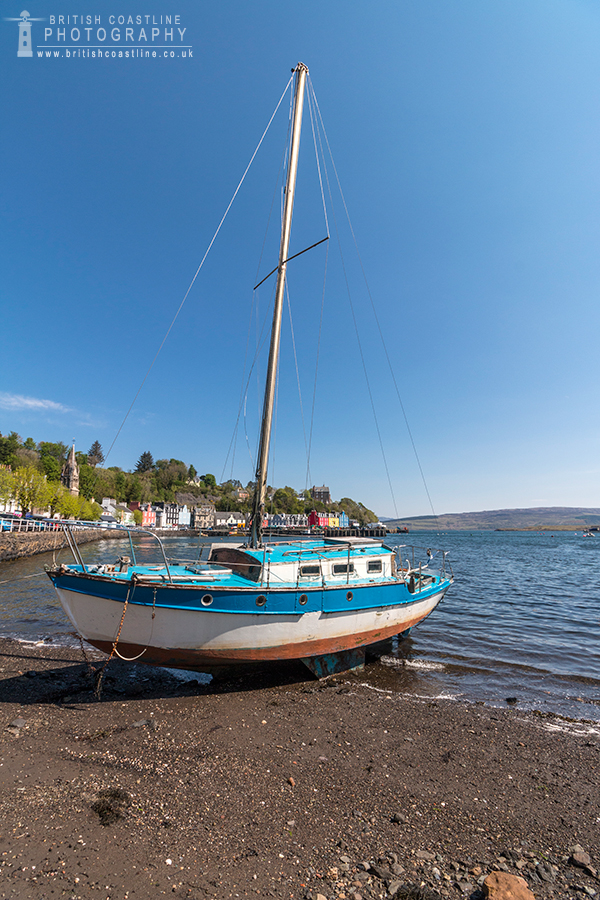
[0, 638, 598, 900]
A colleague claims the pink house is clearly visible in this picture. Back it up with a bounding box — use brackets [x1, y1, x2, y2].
[141, 503, 156, 527]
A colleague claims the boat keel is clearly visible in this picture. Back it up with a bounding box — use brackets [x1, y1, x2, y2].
[300, 646, 365, 679]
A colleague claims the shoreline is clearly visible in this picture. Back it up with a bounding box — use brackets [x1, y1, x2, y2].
[0, 638, 598, 899]
[0, 528, 125, 563]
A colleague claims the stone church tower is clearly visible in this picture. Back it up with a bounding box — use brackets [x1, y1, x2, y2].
[61, 443, 80, 496]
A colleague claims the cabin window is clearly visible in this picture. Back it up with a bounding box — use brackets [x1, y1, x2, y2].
[332, 563, 355, 575]
[367, 560, 382, 573]
[300, 564, 320, 577]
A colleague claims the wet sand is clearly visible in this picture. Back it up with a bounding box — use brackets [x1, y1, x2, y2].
[0, 637, 598, 900]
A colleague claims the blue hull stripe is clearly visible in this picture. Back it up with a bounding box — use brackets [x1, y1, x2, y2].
[51, 573, 449, 616]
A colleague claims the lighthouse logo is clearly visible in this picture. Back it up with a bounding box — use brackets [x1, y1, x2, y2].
[5, 10, 43, 57]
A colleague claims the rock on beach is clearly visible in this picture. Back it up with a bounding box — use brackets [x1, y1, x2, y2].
[483, 871, 536, 899]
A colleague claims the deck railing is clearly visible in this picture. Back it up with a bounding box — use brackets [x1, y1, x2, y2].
[0, 516, 104, 534]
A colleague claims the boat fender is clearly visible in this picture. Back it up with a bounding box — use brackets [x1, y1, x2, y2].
[408, 574, 416, 594]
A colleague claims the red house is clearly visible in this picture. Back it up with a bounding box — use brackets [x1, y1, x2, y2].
[308, 510, 328, 528]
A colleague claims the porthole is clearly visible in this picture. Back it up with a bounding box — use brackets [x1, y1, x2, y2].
[346, 591, 353, 602]
[201, 593, 213, 606]
[256, 595, 267, 607]
[299, 594, 308, 606]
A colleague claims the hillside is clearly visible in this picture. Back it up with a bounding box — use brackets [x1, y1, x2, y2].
[386, 506, 600, 531]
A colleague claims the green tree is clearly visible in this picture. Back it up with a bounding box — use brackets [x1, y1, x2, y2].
[12, 467, 49, 516]
[57, 491, 80, 519]
[46, 482, 67, 518]
[87, 440, 105, 467]
[272, 486, 302, 514]
[201, 473, 217, 489]
[135, 451, 154, 473]
[39, 442, 67, 481]
[23, 437, 36, 450]
[125, 476, 142, 503]
[78, 463, 97, 501]
[113, 470, 127, 502]
[0, 467, 15, 506]
[15, 447, 40, 469]
[78, 498, 102, 521]
[188, 464, 197, 481]
[133, 509, 143, 526]
[0, 432, 21, 468]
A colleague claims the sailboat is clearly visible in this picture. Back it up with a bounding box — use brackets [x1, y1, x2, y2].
[46, 63, 453, 679]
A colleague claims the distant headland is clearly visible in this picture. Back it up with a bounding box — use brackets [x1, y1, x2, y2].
[385, 507, 600, 531]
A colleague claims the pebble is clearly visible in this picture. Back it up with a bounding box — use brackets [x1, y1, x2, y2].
[369, 864, 391, 880]
[10, 718, 26, 729]
[391, 812, 407, 824]
[416, 850, 435, 861]
[571, 848, 593, 867]
[535, 861, 555, 883]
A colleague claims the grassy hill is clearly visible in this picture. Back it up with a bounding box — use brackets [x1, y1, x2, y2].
[386, 507, 600, 531]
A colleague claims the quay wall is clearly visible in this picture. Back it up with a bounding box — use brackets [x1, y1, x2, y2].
[0, 529, 125, 563]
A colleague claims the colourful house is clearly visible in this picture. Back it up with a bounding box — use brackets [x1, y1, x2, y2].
[308, 510, 328, 528]
[141, 503, 156, 527]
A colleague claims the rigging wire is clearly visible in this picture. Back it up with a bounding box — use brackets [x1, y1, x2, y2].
[310, 78, 439, 523]
[219, 281, 277, 482]
[284, 277, 309, 468]
[103, 74, 294, 466]
[303, 85, 331, 492]
[304, 239, 328, 493]
[308, 78, 399, 520]
[228, 90, 293, 482]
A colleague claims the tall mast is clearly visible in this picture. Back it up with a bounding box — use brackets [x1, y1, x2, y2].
[249, 62, 308, 548]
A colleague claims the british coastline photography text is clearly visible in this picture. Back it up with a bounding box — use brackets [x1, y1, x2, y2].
[5, 11, 193, 59]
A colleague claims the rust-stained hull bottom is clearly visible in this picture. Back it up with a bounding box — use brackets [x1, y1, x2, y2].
[88, 611, 428, 674]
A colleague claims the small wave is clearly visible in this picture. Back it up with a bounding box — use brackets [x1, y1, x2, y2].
[533, 717, 600, 738]
[1, 632, 75, 647]
[380, 655, 445, 672]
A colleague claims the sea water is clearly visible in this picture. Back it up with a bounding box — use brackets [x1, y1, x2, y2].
[0, 530, 598, 722]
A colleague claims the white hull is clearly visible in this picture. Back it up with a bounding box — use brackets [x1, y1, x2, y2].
[55, 585, 446, 667]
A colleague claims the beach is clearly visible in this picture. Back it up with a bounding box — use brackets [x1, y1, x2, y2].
[0, 638, 598, 900]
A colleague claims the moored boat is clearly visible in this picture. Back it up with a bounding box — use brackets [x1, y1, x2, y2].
[46, 63, 453, 678]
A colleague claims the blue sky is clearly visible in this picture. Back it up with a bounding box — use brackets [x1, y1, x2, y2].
[2, 0, 600, 518]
